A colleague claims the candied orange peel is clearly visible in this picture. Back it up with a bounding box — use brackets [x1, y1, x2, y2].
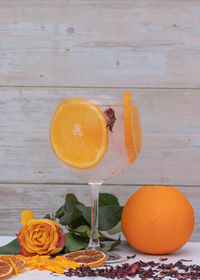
[8, 257, 18, 276]
[21, 255, 80, 274]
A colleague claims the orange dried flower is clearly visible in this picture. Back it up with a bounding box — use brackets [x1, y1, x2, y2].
[17, 210, 65, 256]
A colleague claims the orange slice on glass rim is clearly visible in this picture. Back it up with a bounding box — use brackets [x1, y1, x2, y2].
[0, 260, 13, 279]
[124, 92, 142, 164]
[64, 250, 107, 268]
[50, 98, 108, 169]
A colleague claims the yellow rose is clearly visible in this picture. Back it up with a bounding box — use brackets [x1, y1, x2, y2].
[17, 210, 65, 256]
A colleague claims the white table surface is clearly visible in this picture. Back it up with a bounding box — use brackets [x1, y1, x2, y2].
[1, 236, 200, 280]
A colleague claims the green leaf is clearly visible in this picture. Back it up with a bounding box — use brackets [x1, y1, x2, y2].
[44, 192, 123, 253]
[77, 205, 123, 231]
[59, 208, 81, 226]
[0, 238, 21, 255]
[55, 205, 65, 219]
[107, 221, 122, 235]
[101, 235, 121, 251]
[43, 213, 56, 220]
[64, 194, 84, 212]
[99, 193, 119, 206]
[43, 214, 52, 219]
[59, 194, 83, 226]
[76, 205, 91, 225]
[65, 232, 87, 252]
[99, 232, 117, 242]
[99, 206, 123, 231]
[71, 225, 90, 238]
[70, 216, 90, 229]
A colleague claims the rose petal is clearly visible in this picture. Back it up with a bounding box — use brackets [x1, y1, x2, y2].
[19, 245, 35, 256]
[17, 217, 65, 256]
[51, 246, 63, 255]
[48, 231, 59, 251]
[38, 219, 60, 228]
[57, 227, 66, 248]
[21, 210, 34, 225]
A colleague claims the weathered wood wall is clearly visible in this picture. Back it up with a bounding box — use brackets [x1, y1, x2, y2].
[0, 0, 200, 240]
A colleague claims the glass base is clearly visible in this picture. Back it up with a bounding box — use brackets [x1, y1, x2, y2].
[86, 245, 127, 264]
[87, 245, 101, 251]
[104, 251, 127, 264]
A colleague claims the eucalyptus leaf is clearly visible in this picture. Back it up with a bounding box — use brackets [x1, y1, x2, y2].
[64, 194, 84, 212]
[43, 214, 52, 219]
[107, 221, 122, 235]
[101, 236, 121, 251]
[77, 205, 123, 231]
[55, 205, 65, 219]
[64, 196, 76, 213]
[59, 207, 81, 226]
[65, 232, 87, 252]
[0, 238, 21, 255]
[71, 225, 90, 238]
[70, 216, 90, 229]
[99, 206, 123, 231]
[76, 205, 91, 225]
[99, 232, 117, 242]
[99, 193, 119, 206]
[43, 213, 56, 220]
[59, 194, 83, 225]
[43, 192, 123, 253]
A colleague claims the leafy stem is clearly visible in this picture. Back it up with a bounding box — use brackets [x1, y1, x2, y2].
[55, 193, 123, 252]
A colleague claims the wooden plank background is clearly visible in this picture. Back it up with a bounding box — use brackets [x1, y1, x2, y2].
[0, 0, 200, 241]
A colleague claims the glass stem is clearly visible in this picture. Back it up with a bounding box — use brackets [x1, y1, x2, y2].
[87, 181, 103, 251]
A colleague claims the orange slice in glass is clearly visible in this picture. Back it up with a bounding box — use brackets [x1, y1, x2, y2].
[64, 250, 107, 268]
[124, 92, 142, 164]
[0, 260, 13, 279]
[50, 98, 108, 169]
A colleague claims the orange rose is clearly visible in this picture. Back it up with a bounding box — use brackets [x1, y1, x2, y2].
[17, 210, 65, 256]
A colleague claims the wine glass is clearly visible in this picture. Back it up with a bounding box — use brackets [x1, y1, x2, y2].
[49, 93, 142, 262]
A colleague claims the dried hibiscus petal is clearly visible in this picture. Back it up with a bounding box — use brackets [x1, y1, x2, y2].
[104, 107, 116, 132]
[64, 259, 200, 280]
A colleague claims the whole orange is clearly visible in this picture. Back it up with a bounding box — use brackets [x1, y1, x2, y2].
[121, 186, 194, 254]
